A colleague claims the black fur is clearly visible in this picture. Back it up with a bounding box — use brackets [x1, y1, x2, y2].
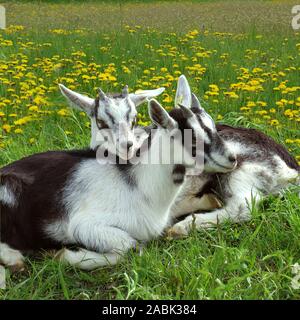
[0, 149, 96, 251]
[115, 160, 136, 188]
[216, 124, 299, 171]
[194, 124, 299, 203]
[172, 165, 186, 184]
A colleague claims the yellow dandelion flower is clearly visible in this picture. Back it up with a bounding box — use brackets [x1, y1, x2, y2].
[57, 109, 69, 117]
[270, 119, 279, 126]
[14, 128, 23, 134]
[3, 124, 11, 133]
[285, 139, 294, 144]
[163, 95, 173, 103]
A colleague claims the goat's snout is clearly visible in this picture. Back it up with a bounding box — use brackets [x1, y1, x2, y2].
[121, 140, 134, 151]
[227, 154, 237, 170]
[228, 154, 237, 163]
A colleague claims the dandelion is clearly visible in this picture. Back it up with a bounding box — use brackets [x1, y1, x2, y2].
[163, 95, 173, 103]
[57, 109, 69, 117]
[270, 119, 279, 126]
[3, 124, 12, 133]
[224, 91, 239, 99]
[14, 128, 23, 134]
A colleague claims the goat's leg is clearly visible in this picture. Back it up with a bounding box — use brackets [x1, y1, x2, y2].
[57, 248, 123, 271]
[168, 190, 262, 238]
[170, 193, 223, 219]
[0, 242, 25, 272]
[58, 223, 137, 270]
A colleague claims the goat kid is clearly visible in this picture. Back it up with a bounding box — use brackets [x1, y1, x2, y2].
[0, 87, 235, 270]
[59, 84, 165, 159]
[168, 92, 300, 237]
[60, 77, 299, 239]
[79, 75, 239, 214]
[1, 83, 164, 271]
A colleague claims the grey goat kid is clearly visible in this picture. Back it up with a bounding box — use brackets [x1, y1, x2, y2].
[59, 84, 165, 159]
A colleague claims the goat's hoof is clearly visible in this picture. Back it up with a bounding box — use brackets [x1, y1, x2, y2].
[7, 261, 26, 273]
[166, 224, 189, 239]
[54, 248, 66, 261]
[46, 249, 59, 257]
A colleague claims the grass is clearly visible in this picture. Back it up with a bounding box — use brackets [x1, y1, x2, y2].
[3, 0, 298, 33]
[0, 0, 300, 299]
[1, 192, 300, 299]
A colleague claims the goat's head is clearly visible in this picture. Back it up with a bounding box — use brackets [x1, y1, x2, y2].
[148, 98, 199, 168]
[59, 84, 164, 160]
[175, 75, 237, 173]
[147, 75, 237, 173]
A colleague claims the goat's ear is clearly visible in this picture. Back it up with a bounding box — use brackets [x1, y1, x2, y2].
[59, 84, 95, 117]
[191, 93, 203, 110]
[179, 104, 194, 119]
[148, 99, 176, 130]
[175, 75, 191, 108]
[129, 87, 165, 107]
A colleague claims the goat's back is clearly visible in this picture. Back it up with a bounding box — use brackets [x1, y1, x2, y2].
[0, 149, 96, 251]
[217, 124, 299, 171]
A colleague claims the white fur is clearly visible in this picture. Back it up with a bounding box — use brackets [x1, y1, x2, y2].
[201, 112, 215, 132]
[0, 243, 24, 268]
[59, 84, 95, 116]
[46, 128, 189, 249]
[169, 140, 299, 236]
[45, 98, 204, 269]
[129, 88, 165, 106]
[59, 84, 165, 156]
[58, 248, 122, 271]
[52, 76, 237, 269]
[175, 75, 191, 107]
[0, 185, 16, 207]
[187, 116, 209, 143]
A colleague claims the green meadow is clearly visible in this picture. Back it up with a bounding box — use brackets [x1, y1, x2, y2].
[0, 0, 299, 299]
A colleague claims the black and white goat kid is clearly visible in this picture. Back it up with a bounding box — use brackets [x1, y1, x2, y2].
[0, 83, 164, 270]
[168, 87, 300, 237]
[0, 88, 235, 270]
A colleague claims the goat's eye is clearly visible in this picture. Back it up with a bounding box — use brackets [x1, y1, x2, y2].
[97, 119, 109, 129]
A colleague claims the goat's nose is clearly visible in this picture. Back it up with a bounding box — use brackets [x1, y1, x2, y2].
[127, 141, 133, 150]
[228, 155, 237, 163]
[121, 141, 133, 151]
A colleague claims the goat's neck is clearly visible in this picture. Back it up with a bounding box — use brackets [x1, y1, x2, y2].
[134, 130, 184, 209]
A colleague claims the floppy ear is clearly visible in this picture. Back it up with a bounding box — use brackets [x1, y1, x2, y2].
[59, 84, 95, 117]
[175, 75, 191, 108]
[129, 87, 165, 107]
[148, 99, 176, 130]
